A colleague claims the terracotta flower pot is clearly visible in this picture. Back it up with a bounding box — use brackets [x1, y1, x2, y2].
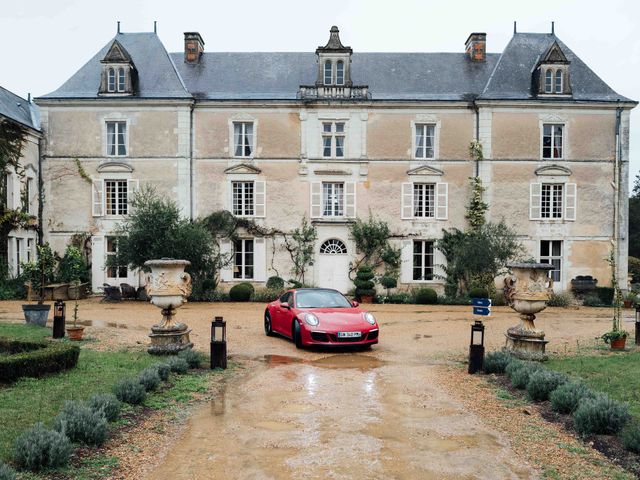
[360, 295, 374, 304]
[611, 336, 627, 351]
[66, 326, 85, 341]
[623, 300, 634, 309]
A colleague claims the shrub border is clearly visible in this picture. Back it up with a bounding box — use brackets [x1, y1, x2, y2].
[0, 338, 80, 383]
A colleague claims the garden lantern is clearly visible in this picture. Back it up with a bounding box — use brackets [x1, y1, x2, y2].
[635, 304, 640, 346]
[468, 320, 485, 374]
[210, 316, 227, 369]
[53, 300, 66, 339]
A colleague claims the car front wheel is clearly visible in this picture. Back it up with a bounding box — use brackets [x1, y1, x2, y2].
[293, 320, 303, 349]
[264, 311, 273, 336]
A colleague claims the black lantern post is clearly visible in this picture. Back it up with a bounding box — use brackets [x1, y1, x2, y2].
[635, 304, 640, 346]
[53, 300, 66, 339]
[468, 320, 485, 374]
[210, 316, 227, 369]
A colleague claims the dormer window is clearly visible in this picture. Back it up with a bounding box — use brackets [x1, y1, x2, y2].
[336, 61, 344, 85]
[99, 40, 137, 96]
[324, 60, 332, 85]
[536, 41, 571, 97]
[544, 69, 552, 93]
[554, 70, 563, 93]
[118, 68, 125, 92]
[108, 68, 116, 92]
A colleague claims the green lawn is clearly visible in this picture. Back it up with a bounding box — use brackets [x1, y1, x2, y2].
[547, 351, 640, 419]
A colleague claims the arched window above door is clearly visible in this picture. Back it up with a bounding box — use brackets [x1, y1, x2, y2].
[320, 239, 347, 254]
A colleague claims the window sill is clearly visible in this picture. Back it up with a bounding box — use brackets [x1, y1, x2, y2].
[311, 218, 355, 225]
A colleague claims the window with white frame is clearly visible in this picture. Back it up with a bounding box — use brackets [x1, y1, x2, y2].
[541, 183, 563, 219]
[530, 182, 576, 221]
[324, 60, 332, 85]
[540, 240, 562, 283]
[117, 68, 125, 92]
[232, 181, 254, 216]
[105, 180, 128, 216]
[233, 122, 254, 158]
[554, 70, 562, 93]
[106, 236, 127, 279]
[544, 69, 553, 93]
[108, 68, 116, 92]
[322, 182, 344, 217]
[413, 240, 434, 281]
[233, 239, 254, 279]
[27, 239, 33, 263]
[322, 122, 345, 158]
[542, 124, 563, 159]
[415, 124, 435, 159]
[21, 178, 33, 214]
[413, 183, 435, 218]
[336, 61, 344, 85]
[15, 238, 22, 276]
[106, 121, 127, 156]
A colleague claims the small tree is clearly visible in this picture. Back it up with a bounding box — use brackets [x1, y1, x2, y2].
[21, 243, 56, 304]
[602, 250, 627, 344]
[349, 214, 401, 283]
[354, 265, 376, 300]
[285, 217, 317, 285]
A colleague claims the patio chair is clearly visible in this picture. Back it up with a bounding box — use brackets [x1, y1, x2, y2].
[120, 283, 137, 300]
[101, 283, 122, 302]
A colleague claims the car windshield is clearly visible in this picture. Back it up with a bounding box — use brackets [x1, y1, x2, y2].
[295, 290, 352, 309]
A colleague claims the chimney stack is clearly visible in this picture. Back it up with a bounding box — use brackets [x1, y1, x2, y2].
[465, 32, 486, 62]
[184, 32, 204, 64]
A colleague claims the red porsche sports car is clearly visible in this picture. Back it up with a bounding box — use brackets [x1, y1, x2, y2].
[264, 288, 379, 348]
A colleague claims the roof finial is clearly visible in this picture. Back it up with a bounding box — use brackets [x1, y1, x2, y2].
[117, 21, 120, 34]
[513, 21, 517, 34]
[551, 21, 555, 35]
[154, 21, 157, 34]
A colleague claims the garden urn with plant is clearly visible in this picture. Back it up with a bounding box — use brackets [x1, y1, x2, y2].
[145, 258, 193, 354]
[503, 262, 554, 360]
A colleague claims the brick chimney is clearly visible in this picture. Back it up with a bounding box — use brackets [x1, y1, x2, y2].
[184, 32, 204, 63]
[465, 33, 486, 62]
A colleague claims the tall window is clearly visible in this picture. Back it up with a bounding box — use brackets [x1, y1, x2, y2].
[21, 178, 33, 214]
[544, 69, 553, 93]
[15, 239, 22, 276]
[413, 240, 434, 281]
[542, 124, 563, 159]
[324, 60, 332, 85]
[106, 121, 127, 156]
[413, 183, 435, 218]
[415, 124, 435, 159]
[336, 61, 344, 85]
[234, 239, 254, 279]
[540, 240, 562, 282]
[541, 184, 563, 219]
[27, 239, 33, 262]
[106, 237, 128, 279]
[108, 68, 116, 92]
[322, 182, 344, 217]
[117, 68, 125, 92]
[232, 181, 254, 216]
[322, 122, 345, 158]
[554, 70, 563, 93]
[233, 122, 253, 157]
[105, 180, 128, 215]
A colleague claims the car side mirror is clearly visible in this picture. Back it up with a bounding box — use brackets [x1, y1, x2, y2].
[352, 300, 359, 307]
[281, 302, 290, 309]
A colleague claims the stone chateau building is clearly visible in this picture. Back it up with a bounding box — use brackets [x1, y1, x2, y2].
[34, 26, 635, 293]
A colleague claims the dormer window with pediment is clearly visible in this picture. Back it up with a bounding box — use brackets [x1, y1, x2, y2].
[535, 41, 571, 97]
[99, 39, 137, 96]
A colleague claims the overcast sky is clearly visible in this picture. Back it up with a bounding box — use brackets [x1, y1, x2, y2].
[1, 0, 638, 191]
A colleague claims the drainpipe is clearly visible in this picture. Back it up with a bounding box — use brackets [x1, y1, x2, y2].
[189, 101, 195, 221]
[37, 135, 44, 247]
[473, 99, 480, 177]
[613, 102, 622, 286]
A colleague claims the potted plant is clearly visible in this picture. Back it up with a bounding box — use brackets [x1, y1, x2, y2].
[21, 244, 55, 327]
[623, 291, 637, 309]
[354, 265, 376, 303]
[602, 251, 628, 351]
[63, 247, 86, 341]
[58, 245, 89, 300]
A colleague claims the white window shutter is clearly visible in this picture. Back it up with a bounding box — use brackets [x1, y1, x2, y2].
[6, 173, 14, 209]
[565, 183, 576, 221]
[219, 239, 233, 282]
[530, 183, 542, 220]
[254, 181, 266, 218]
[400, 240, 413, 283]
[253, 237, 266, 281]
[310, 182, 322, 218]
[401, 183, 413, 219]
[345, 182, 356, 218]
[434, 244, 446, 280]
[127, 179, 139, 213]
[436, 183, 448, 220]
[92, 179, 104, 217]
[91, 236, 104, 292]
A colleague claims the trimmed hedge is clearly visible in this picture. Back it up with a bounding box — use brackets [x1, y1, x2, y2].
[0, 338, 80, 383]
[229, 283, 253, 302]
[414, 288, 438, 305]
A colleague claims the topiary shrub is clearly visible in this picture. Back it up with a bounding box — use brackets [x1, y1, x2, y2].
[573, 394, 630, 436]
[154, 363, 171, 381]
[113, 378, 147, 405]
[595, 287, 615, 306]
[379, 275, 397, 291]
[166, 356, 189, 374]
[547, 291, 574, 308]
[526, 369, 568, 402]
[138, 367, 161, 392]
[621, 422, 640, 453]
[88, 393, 121, 422]
[13, 423, 72, 471]
[53, 400, 108, 446]
[266, 276, 285, 290]
[582, 294, 602, 307]
[229, 283, 253, 302]
[550, 381, 595, 414]
[469, 287, 489, 299]
[510, 362, 543, 389]
[354, 265, 376, 299]
[0, 461, 17, 480]
[483, 350, 512, 374]
[414, 288, 438, 305]
[178, 349, 205, 369]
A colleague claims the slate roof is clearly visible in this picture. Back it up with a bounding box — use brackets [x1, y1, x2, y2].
[39, 31, 634, 104]
[0, 86, 39, 130]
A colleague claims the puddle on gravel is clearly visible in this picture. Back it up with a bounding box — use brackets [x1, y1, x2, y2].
[261, 354, 384, 371]
[77, 319, 134, 329]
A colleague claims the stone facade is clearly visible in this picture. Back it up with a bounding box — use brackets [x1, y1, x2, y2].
[35, 27, 636, 294]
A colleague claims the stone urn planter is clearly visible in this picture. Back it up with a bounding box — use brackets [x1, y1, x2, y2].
[144, 259, 193, 354]
[503, 263, 554, 360]
[66, 326, 85, 341]
[22, 304, 51, 327]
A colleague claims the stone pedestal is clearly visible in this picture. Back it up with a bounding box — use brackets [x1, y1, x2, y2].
[149, 323, 193, 354]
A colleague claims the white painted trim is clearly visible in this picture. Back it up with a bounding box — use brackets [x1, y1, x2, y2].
[411, 119, 441, 160]
[228, 116, 258, 160]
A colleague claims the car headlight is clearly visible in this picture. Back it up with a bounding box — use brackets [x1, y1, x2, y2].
[364, 312, 376, 325]
[303, 313, 319, 326]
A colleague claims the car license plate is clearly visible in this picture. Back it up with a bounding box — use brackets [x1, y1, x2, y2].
[338, 331, 361, 338]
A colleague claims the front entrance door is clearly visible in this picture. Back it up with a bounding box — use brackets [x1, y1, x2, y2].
[316, 239, 351, 293]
